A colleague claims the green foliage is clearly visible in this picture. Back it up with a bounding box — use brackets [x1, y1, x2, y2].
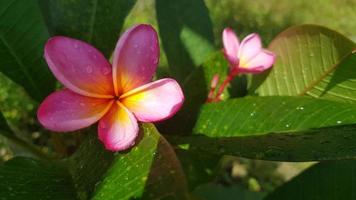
[250, 25, 356, 98]
[0, 0, 55, 101]
[0, 0, 356, 199]
[41, 0, 136, 57]
[265, 160, 356, 200]
[0, 110, 14, 139]
[0, 157, 76, 200]
[68, 124, 189, 200]
[174, 97, 356, 161]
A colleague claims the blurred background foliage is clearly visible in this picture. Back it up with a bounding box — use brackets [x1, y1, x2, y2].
[0, 0, 355, 196]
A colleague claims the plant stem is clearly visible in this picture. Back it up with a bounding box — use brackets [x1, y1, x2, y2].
[8, 136, 52, 160]
[213, 68, 238, 102]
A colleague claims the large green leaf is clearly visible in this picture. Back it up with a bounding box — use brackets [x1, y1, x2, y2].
[155, 0, 215, 82]
[0, 157, 76, 200]
[41, 0, 136, 57]
[68, 123, 189, 200]
[265, 160, 356, 200]
[172, 96, 356, 161]
[0, 0, 55, 101]
[250, 25, 356, 102]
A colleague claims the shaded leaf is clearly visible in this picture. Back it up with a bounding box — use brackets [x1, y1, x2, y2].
[265, 160, 356, 200]
[175, 148, 221, 190]
[0, 157, 76, 200]
[0, 110, 14, 139]
[155, 0, 214, 82]
[41, 0, 136, 57]
[0, 0, 55, 101]
[172, 97, 356, 161]
[250, 25, 356, 102]
[193, 183, 265, 200]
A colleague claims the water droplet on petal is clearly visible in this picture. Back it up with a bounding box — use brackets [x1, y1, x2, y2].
[101, 67, 111, 75]
[73, 42, 79, 49]
[153, 57, 159, 64]
[86, 65, 93, 73]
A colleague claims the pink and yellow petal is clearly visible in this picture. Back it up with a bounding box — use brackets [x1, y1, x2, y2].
[37, 89, 113, 132]
[121, 78, 184, 122]
[222, 28, 240, 66]
[112, 24, 159, 95]
[238, 33, 262, 66]
[45, 36, 114, 98]
[98, 102, 139, 151]
[238, 50, 275, 73]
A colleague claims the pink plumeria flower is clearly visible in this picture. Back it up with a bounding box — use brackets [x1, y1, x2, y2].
[222, 28, 276, 74]
[37, 24, 184, 151]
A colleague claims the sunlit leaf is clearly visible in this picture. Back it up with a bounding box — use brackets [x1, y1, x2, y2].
[250, 25, 356, 103]
[172, 97, 356, 161]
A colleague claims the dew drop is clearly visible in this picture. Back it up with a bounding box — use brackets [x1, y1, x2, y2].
[285, 124, 290, 128]
[296, 106, 304, 110]
[133, 43, 139, 48]
[337, 120, 342, 124]
[153, 57, 159, 64]
[150, 45, 155, 52]
[86, 65, 93, 73]
[101, 67, 111, 75]
[73, 42, 79, 49]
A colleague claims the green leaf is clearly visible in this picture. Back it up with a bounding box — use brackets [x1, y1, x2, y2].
[265, 160, 356, 200]
[155, 0, 215, 134]
[0, 157, 76, 200]
[250, 25, 356, 102]
[0, 110, 14, 139]
[175, 148, 221, 190]
[193, 183, 265, 200]
[0, 0, 55, 101]
[172, 96, 356, 161]
[155, 0, 215, 82]
[68, 123, 189, 200]
[41, 0, 136, 57]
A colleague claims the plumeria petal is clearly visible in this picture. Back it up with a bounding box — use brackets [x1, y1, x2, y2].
[239, 50, 276, 73]
[238, 33, 262, 66]
[45, 36, 114, 98]
[222, 28, 239, 66]
[121, 78, 184, 122]
[112, 24, 159, 95]
[98, 102, 139, 151]
[37, 89, 113, 132]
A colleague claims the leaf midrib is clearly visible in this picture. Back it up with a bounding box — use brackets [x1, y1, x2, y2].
[0, 33, 41, 98]
[298, 50, 356, 96]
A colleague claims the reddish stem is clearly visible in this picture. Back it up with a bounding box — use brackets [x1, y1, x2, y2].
[213, 68, 238, 102]
[206, 74, 220, 103]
